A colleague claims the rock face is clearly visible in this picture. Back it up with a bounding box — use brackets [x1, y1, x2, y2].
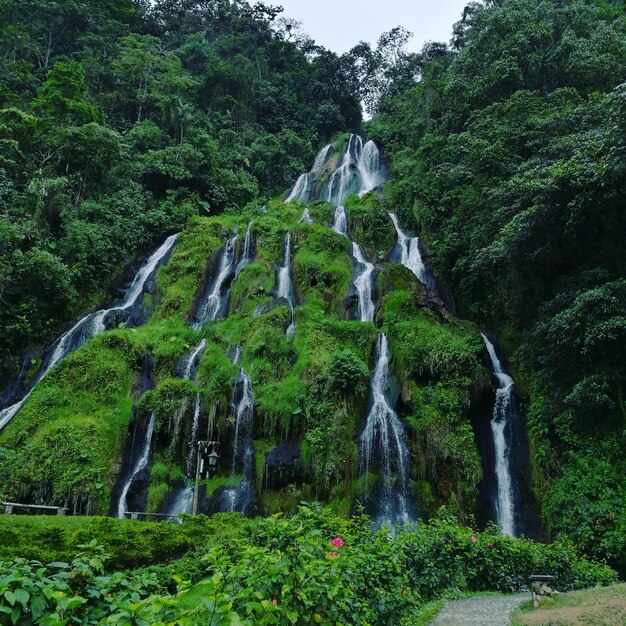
[0, 134, 536, 531]
[264, 439, 305, 491]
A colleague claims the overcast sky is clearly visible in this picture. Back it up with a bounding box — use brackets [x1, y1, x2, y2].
[271, 0, 470, 54]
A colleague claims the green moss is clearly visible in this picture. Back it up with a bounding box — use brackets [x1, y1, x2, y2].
[0, 334, 137, 513]
[204, 475, 242, 499]
[379, 289, 487, 516]
[146, 481, 170, 513]
[307, 200, 335, 223]
[345, 191, 395, 258]
[153, 216, 225, 322]
[229, 261, 274, 316]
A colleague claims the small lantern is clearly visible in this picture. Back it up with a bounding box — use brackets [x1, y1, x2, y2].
[207, 448, 220, 476]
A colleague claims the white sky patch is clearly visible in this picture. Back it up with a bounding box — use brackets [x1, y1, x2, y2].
[266, 0, 469, 53]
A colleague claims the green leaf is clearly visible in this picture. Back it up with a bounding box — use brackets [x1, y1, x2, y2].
[13, 588, 29, 607]
[3, 591, 15, 606]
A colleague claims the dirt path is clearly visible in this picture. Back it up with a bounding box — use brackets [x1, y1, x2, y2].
[429, 593, 528, 626]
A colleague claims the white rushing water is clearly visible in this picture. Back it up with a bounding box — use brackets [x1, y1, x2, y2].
[299, 208, 314, 223]
[90, 233, 179, 333]
[360, 334, 412, 528]
[388, 213, 435, 290]
[352, 243, 375, 322]
[235, 222, 253, 278]
[285, 143, 334, 203]
[277, 232, 296, 338]
[332, 206, 348, 237]
[194, 234, 238, 328]
[0, 234, 179, 432]
[285, 173, 308, 203]
[312, 144, 333, 173]
[117, 412, 156, 518]
[358, 140, 383, 195]
[184, 339, 207, 477]
[169, 486, 194, 516]
[481, 333, 516, 537]
[326, 134, 362, 206]
[220, 368, 255, 514]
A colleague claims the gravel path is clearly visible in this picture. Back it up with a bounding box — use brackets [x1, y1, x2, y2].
[429, 593, 529, 626]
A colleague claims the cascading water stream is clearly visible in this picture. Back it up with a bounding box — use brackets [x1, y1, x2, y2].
[326, 134, 363, 207]
[358, 140, 383, 195]
[285, 173, 308, 203]
[299, 208, 314, 223]
[388, 213, 436, 290]
[0, 234, 179, 432]
[221, 368, 255, 514]
[235, 222, 253, 278]
[169, 227, 253, 516]
[481, 334, 516, 537]
[332, 206, 348, 237]
[117, 412, 156, 519]
[359, 334, 413, 529]
[184, 339, 207, 476]
[194, 234, 238, 328]
[352, 243, 375, 322]
[285, 144, 334, 204]
[276, 232, 296, 338]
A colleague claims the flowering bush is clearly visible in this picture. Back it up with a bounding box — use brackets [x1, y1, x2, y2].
[0, 505, 618, 625]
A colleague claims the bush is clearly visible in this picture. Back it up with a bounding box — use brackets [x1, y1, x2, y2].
[0, 506, 618, 625]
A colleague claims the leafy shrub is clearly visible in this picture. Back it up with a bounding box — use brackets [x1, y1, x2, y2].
[0, 506, 618, 625]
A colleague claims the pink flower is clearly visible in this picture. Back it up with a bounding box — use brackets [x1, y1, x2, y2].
[272, 599, 278, 605]
[331, 537, 344, 548]
[328, 552, 338, 559]
[471, 535, 477, 543]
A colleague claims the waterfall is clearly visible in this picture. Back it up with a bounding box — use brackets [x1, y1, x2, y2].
[276, 232, 296, 338]
[220, 369, 255, 514]
[235, 222, 253, 278]
[183, 339, 207, 476]
[194, 234, 238, 328]
[117, 412, 156, 518]
[388, 213, 436, 290]
[285, 136, 385, 208]
[168, 487, 194, 517]
[285, 173, 308, 203]
[352, 243, 375, 322]
[359, 334, 413, 529]
[285, 144, 334, 203]
[0, 234, 179, 432]
[162, 339, 208, 517]
[312, 144, 333, 173]
[332, 206, 348, 237]
[299, 208, 314, 223]
[326, 135, 363, 207]
[358, 140, 383, 195]
[482, 334, 516, 537]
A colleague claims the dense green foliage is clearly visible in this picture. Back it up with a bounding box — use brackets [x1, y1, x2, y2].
[368, 0, 626, 569]
[0, 506, 617, 625]
[0, 0, 362, 371]
[1, 0, 625, 610]
[0, 181, 487, 521]
[0, 513, 244, 570]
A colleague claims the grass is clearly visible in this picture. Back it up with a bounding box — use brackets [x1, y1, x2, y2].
[511, 584, 626, 625]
